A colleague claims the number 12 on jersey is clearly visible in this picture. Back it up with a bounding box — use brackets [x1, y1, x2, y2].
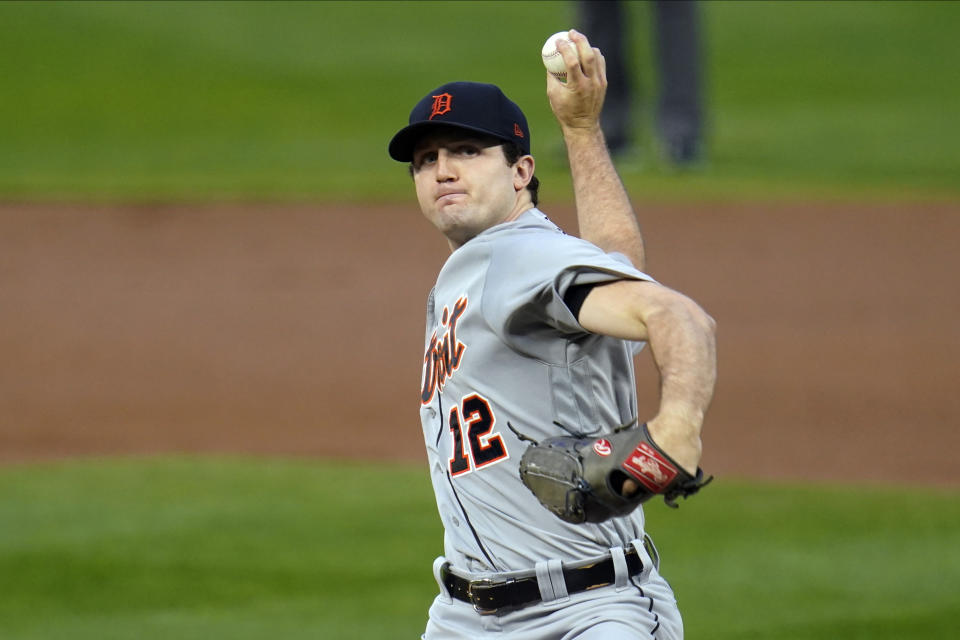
[448, 394, 509, 476]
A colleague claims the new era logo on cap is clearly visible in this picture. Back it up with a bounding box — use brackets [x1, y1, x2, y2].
[388, 81, 531, 161]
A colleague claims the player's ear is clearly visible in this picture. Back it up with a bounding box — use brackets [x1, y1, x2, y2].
[513, 155, 535, 192]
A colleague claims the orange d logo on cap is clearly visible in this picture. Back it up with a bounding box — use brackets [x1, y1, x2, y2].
[429, 93, 453, 120]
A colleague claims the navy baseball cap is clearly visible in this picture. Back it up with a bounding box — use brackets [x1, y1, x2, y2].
[388, 81, 531, 162]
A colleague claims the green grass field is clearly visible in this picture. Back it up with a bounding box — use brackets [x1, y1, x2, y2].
[1, 458, 957, 639]
[0, 0, 958, 202]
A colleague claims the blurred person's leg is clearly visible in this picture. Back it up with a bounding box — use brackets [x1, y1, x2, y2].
[654, 0, 704, 166]
[578, 0, 634, 154]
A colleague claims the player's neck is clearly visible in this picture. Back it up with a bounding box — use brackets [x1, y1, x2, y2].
[445, 203, 536, 252]
[505, 202, 536, 225]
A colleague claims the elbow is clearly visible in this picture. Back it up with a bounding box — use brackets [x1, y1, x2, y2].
[675, 293, 716, 339]
[699, 305, 717, 339]
[695, 303, 717, 361]
[627, 282, 716, 344]
[670, 294, 717, 366]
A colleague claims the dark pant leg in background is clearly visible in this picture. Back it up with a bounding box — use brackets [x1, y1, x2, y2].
[577, 0, 633, 153]
[654, 0, 703, 165]
[577, 0, 704, 165]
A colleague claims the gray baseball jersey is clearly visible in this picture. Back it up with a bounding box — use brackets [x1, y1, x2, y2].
[419, 208, 656, 574]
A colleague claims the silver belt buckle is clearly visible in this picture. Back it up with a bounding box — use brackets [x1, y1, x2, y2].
[466, 577, 510, 615]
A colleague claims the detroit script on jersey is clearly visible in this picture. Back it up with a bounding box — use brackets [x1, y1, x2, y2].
[421, 295, 468, 405]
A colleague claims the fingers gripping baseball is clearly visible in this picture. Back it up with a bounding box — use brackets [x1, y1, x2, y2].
[545, 30, 607, 132]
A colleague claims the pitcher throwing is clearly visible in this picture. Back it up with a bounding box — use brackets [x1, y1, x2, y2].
[388, 29, 717, 639]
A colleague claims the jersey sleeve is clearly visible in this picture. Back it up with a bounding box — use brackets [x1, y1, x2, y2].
[480, 230, 654, 356]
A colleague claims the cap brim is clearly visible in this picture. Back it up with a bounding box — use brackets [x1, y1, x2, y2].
[388, 121, 517, 162]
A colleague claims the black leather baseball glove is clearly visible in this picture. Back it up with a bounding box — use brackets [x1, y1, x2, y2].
[516, 422, 712, 524]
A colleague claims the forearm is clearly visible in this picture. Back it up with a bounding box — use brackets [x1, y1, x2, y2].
[642, 295, 717, 473]
[564, 125, 645, 270]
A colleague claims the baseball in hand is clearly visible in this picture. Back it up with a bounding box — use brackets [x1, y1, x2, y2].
[541, 30, 578, 83]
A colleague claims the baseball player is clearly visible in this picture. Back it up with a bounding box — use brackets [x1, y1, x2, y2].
[388, 30, 716, 639]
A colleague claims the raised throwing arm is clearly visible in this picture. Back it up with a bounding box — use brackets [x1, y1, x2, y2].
[546, 29, 645, 270]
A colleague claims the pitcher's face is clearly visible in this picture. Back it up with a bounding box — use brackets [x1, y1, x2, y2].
[412, 131, 532, 248]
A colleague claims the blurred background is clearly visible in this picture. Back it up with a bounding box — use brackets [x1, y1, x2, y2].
[1, 0, 957, 201]
[1, 2, 958, 639]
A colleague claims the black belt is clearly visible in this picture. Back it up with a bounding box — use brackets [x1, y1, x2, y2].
[440, 548, 643, 614]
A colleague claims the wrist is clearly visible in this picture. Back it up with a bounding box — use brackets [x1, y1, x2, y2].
[646, 410, 704, 474]
[563, 125, 613, 167]
[561, 123, 604, 142]
[654, 402, 706, 430]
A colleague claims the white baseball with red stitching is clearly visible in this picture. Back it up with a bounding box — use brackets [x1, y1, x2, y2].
[541, 31, 577, 83]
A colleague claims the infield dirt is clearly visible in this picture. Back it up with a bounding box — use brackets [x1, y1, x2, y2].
[2, 201, 957, 486]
